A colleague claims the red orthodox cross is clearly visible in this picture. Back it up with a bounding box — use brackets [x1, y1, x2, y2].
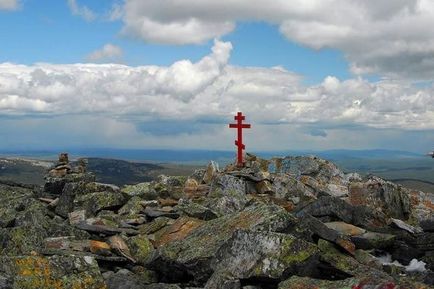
[229, 112, 251, 167]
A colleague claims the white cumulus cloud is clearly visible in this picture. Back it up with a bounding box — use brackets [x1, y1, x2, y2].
[86, 44, 123, 63]
[117, 0, 434, 80]
[0, 40, 434, 131]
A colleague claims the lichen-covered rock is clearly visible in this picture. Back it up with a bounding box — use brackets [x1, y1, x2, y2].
[56, 182, 80, 218]
[280, 275, 429, 289]
[127, 234, 156, 265]
[75, 191, 127, 215]
[317, 239, 389, 279]
[278, 276, 358, 289]
[0, 255, 106, 289]
[354, 249, 383, 270]
[139, 217, 173, 235]
[291, 215, 356, 255]
[1, 226, 47, 256]
[152, 202, 295, 284]
[351, 231, 396, 250]
[271, 174, 315, 204]
[205, 230, 319, 288]
[175, 199, 218, 220]
[324, 222, 366, 236]
[349, 177, 412, 221]
[278, 276, 388, 289]
[297, 196, 388, 229]
[104, 269, 146, 289]
[1, 202, 89, 256]
[151, 176, 185, 200]
[0, 183, 35, 228]
[122, 182, 155, 199]
[408, 189, 434, 230]
[118, 196, 145, 218]
[205, 175, 250, 216]
[44, 173, 95, 195]
[153, 217, 205, 248]
[144, 284, 182, 289]
[203, 161, 219, 184]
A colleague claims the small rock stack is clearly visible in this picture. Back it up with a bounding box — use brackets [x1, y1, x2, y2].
[0, 153, 433, 289]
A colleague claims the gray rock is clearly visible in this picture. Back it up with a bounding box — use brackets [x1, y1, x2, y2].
[348, 176, 411, 220]
[175, 199, 218, 220]
[0, 275, 12, 289]
[105, 269, 147, 289]
[205, 230, 319, 288]
[144, 207, 179, 219]
[152, 202, 295, 284]
[351, 232, 396, 250]
[122, 182, 156, 199]
[55, 182, 79, 218]
[291, 215, 355, 254]
[144, 284, 182, 289]
[203, 161, 219, 184]
[296, 196, 388, 229]
[44, 173, 95, 195]
[74, 191, 127, 215]
[0, 255, 105, 288]
[206, 175, 249, 216]
[391, 218, 423, 234]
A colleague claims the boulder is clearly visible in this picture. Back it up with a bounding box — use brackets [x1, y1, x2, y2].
[317, 239, 389, 279]
[104, 269, 146, 289]
[139, 217, 173, 235]
[0, 255, 105, 289]
[205, 175, 250, 216]
[175, 199, 218, 220]
[122, 182, 155, 199]
[74, 191, 127, 215]
[152, 202, 295, 284]
[153, 217, 205, 248]
[118, 196, 145, 218]
[348, 177, 411, 220]
[324, 221, 366, 236]
[144, 285, 182, 289]
[205, 230, 319, 288]
[351, 232, 396, 250]
[55, 182, 79, 218]
[203, 161, 219, 184]
[297, 196, 388, 229]
[291, 215, 356, 255]
[44, 173, 95, 195]
[271, 174, 315, 204]
[127, 234, 156, 265]
[278, 276, 394, 289]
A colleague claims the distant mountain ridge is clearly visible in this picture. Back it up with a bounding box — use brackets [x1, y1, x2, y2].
[0, 148, 425, 164]
[0, 149, 433, 191]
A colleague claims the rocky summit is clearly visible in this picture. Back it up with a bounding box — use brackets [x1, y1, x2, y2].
[0, 154, 434, 289]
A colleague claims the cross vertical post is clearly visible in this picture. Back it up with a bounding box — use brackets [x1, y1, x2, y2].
[229, 112, 251, 167]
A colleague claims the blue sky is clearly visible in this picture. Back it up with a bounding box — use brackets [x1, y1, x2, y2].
[0, 1, 350, 84]
[1, 0, 434, 153]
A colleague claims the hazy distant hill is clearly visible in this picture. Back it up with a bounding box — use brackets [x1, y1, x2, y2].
[0, 157, 200, 186]
[0, 158, 52, 185]
[80, 158, 199, 186]
[0, 148, 424, 164]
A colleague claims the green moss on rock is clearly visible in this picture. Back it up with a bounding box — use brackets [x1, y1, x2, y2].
[128, 234, 155, 265]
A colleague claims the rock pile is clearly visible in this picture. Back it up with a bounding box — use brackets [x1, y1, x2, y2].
[1, 153, 434, 289]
